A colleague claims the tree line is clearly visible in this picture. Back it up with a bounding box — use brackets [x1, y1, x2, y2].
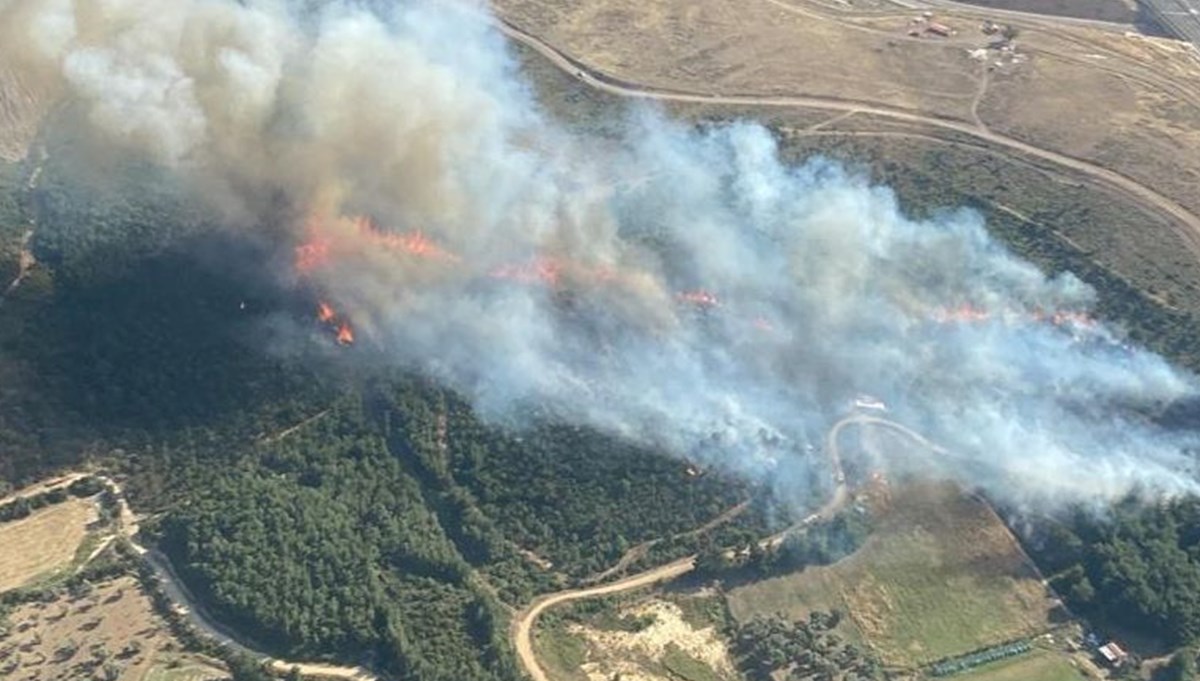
[1026, 498, 1200, 648]
[0, 475, 105, 523]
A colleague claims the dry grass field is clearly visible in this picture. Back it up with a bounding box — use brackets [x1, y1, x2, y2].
[979, 39, 1200, 218]
[496, 0, 1200, 296]
[725, 482, 1059, 667]
[494, 0, 1200, 321]
[956, 646, 1088, 681]
[0, 575, 227, 681]
[496, 0, 983, 119]
[0, 64, 49, 163]
[0, 498, 97, 592]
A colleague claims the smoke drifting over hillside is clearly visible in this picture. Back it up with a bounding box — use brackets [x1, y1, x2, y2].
[3, 0, 1197, 510]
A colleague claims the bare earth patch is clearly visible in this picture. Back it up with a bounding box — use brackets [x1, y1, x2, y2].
[571, 600, 737, 681]
[0, 498, 97, 592]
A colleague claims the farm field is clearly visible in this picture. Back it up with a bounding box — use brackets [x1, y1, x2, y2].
[0, 497, 97, 592]
[0, 574, 227, 681]
[956, 647, 1087, 681]
[726, 482, 1058, 667]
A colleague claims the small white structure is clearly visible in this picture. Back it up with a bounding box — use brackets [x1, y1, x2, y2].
[854, 395, 888, 412]
[1097, 642, 1128, 668]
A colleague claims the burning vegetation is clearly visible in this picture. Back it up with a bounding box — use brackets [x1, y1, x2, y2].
[312, 300, 354, 345]
[292, 202, 1108, 350]
[289, 204, 748, 345]
[932, 303, 1097, 330]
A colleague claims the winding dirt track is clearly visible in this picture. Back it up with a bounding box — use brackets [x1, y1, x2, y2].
[2, 153, 44, 305]
[30, 14, 1193, 680]
[511, 556, 698, 681]
[99, 477, 380, 681]
[494, 18, 1200, 263]
[582, 499, 750, 585]
[510, 413, 899, 681]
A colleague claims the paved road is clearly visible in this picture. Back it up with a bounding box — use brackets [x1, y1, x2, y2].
[510, 412, 902, 681]
[913, 0, 1132, 32]
[494, 18, 1200, 264]
[1142, 0, 1200, 44]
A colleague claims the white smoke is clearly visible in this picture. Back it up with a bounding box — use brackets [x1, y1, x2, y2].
[3, 0, 1197, 510]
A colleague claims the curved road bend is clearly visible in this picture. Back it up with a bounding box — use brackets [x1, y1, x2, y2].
[494, 19, 1200, 262]
[511, 413, 910, 681]
[94, 413, 915, 681]
[583, 499, 751, 585]
[98, 477, 379, 681]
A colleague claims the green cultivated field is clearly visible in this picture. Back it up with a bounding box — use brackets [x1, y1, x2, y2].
[726, 483, 1057, 667]
[956, 648, 1086, 681]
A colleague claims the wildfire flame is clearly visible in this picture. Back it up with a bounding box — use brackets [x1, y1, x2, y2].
[677, 290, 720, 307]
[363, 223, 457, 262]
[931, 303, 1096, 329]
[295, 237, 332, 275]
[297, 206, 634, 297]
[315, 300, 354, 346]
[295, 211, 458, 280]
[295, 204, 1097, 349]
[490, 257, 565, 287]
[1033, 308, 1096, 328]
[931, 303, 990, 324]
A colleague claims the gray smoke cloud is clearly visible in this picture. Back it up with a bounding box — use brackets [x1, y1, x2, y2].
[3, 0, 1198, 510]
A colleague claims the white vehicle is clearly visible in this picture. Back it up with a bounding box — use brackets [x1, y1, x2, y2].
[853, 394, 888, 412]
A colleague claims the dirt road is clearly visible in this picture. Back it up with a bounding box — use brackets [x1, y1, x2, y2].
[494, 18, 1200, 263]
[510, 412, 901, 681]
[583, 499, 750, 585]
[510, 556, 698, 681]
[2, 149, 45, 304]
[97, 476, 380, 681]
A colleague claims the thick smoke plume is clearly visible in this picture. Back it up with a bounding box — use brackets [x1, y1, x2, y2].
[3, 0, 1198, 510]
